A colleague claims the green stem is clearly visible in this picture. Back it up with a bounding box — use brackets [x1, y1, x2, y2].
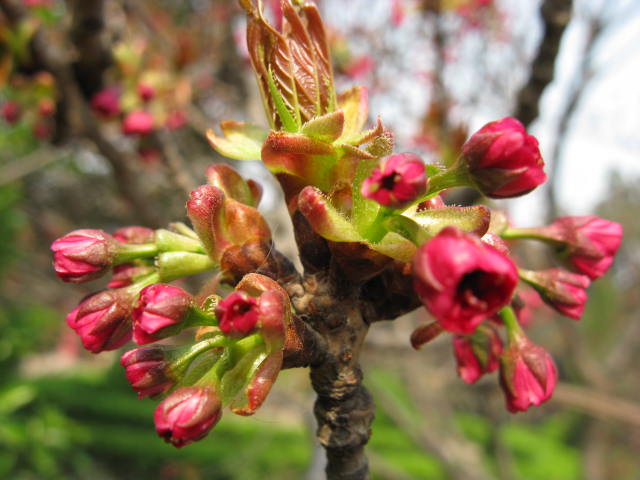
[363, 207, 393, 244]
[171, 335, 229, 375]
[498, 306, 523, 344]
[115, 243, 159, 263]
[425, 163, 472, 196]
[501, 227, 557, 242]
[157, 252, 217, 282]
[155, 228, 206, 253]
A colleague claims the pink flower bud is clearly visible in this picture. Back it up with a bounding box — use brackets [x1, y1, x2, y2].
[112, 226, 155, 244]
[519, 268, 590, 320]
[546, 216, 623, 279]
[132, 284, 193, 345]
[121, 346, 173, 398]
[137, 83, 155, 103]
[413, 226, 518, 334]
[154, 386, 222, 448]
[453, 327, 503, 384]
[361, 153, 427, 209]
[166, 110, 187, 130]
[52, 229, 116, 283]
[66, 289, 134, 353]
[122, 110, 154, 136]
[90, 87, 121, 119]
[462, 117, 546, 198]
[1, 101, 21, 124]
[499, 334, 557, 413]
[108, 264, 155, 289]
[215, 291, 259, 338]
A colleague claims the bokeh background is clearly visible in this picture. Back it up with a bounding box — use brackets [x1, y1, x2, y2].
[1, 0, 639, 478]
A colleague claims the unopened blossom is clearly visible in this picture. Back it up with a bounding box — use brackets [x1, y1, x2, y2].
[121, 346, 173, 398]
[499, 332, 557, 413]
[66, 289, 133, 353]
[361, 153, 427, 209]
[154, 386, 222, 448]
[461, 117, 546, 198]
[132, 284, 193, 345]
[1, 101, 21, 124]
[548, 216, 623, 279]
[90, 87, 121, 118]
[113, 226, 155, 244]
[122, 110, 154, 136]
[215, 291, 259, 338]
[137, 83, 155, 102]
[413, 226, 518, 334]
[519, 268, 590, 320]
[453, 327, 503, 384]
[52, 229, 116, 283]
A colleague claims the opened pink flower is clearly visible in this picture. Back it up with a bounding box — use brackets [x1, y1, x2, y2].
[413, 226, 518, 334]
[361, 153, 427, 209]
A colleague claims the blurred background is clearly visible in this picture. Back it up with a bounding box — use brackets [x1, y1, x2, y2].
[1, 0, 639, 478]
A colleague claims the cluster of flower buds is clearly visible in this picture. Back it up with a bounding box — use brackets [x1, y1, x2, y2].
[1, 72, 57, 141]
[51, 162, 295, 446]
[51, 0, 624, 453]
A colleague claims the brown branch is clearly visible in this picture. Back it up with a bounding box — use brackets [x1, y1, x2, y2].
[150, 130, 198, 196]
[545, 14, 602, 220]
[514, 0, 573, 127]
[67, 0, 111, 97]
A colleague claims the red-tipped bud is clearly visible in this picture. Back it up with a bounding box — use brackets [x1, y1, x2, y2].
[462, 117, 546, 198]
[90, 87, 121, 119]
[66, 289, 134, 353]
[52, 229, 116, 283]
[361, 153, 427, 209]
[137, 83, 155, 103]
[1, 101, 21, 124]
[122, 110, 154, 136]
[113, 226, 155, 244]
[107, 264, 156, 289]
[499, 334, 557, 413]
[132, 284, 193, 345]
[215, 291, 259, 338]
[519, 268, 590, 320]
[413, 226, 518, 334]
[154, 386, 222, 448]
[121, 345, 174, 398]
[166, 110, 187, 130]
[544, 216, 623, 279]
[453, 326, 503, 384]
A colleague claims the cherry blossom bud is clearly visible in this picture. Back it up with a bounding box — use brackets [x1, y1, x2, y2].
[519, 268, 590, 320]
[66, 289, 134, 353]
[137, 83, 155, 102]
[132, 284, 194, 345]
[154, 386, 222, 448]
[499, 332, 557, 413]
[547, 216, 622, 279]
[113, 226, 155, 244]
[1, 101, 21, 124]
[453, 326, 503, 384]
[122, 110, 154, 136]
[90, 87, 121, 118]
[52, 229, 116, 283]
[38, 98, 55, 117]
[121, 345, 174, 398]
[166, 110, 187, 130]
[461, 117, 546, 198]
[108, 264, 156, 289]
[215, 291, 259, 338]
[361, 153, 427, 209]
[413, 226, 518, 334]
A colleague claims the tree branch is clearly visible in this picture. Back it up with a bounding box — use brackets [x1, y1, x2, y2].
[514, 0, 573, 126]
